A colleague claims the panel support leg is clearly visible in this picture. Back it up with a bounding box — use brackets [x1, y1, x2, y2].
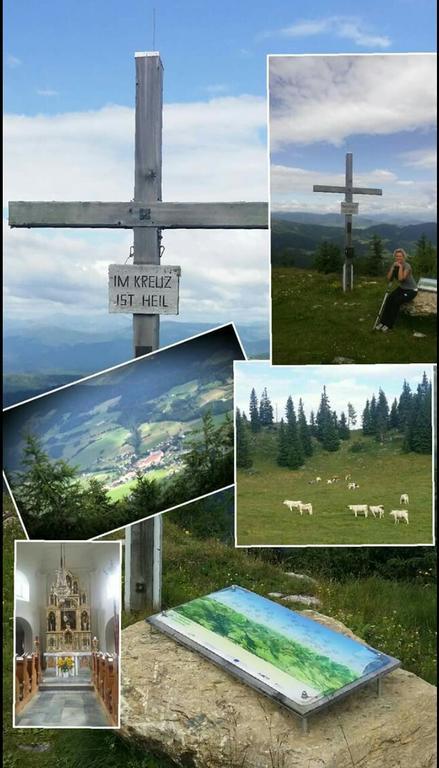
[301, 716, 309, 735]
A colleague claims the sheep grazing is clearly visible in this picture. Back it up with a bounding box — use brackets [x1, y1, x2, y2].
[348, 504, 368, 518]
[283, 500, 302, 512]
[345, 474, 352, 481]
[299, 502, 313, 516]
[348, 482, 360, 490]
[315, 477, 322, 482]
[400, 493, 409, 505]
[327, 479, 333, 485]
[369, 505, 385, 519]
[390, 510, 409, 524]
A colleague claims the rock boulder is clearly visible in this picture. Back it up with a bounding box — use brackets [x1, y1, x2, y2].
[401, 290, 437, 316]
[120, 611, 437, 768]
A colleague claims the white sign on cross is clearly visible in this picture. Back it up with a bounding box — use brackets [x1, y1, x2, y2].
[8, 51, 268, 615]
[313, 153, 383, 291]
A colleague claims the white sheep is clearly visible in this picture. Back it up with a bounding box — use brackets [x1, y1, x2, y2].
[348, 504, 368, 518]
[327, 479, 333, 485]
[348, 482, 360, 490]
[283, 500, 302, 512]
[345, 474, 352, 481]
[369, 505, 385, 519]
[299, 502, 313, 516]
[315, 476, 322, 482]
[400, 493, 409, 505]
[390, 510, 409, 524]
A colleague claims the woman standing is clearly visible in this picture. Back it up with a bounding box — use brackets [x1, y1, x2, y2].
[375, 248, 418, 332]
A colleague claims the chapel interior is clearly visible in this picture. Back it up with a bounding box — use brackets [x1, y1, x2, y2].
[14, 540, 120, 727]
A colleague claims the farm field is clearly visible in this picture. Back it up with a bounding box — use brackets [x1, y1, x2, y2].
[236, 430, 433, 546]
[272, 267, 437, 365]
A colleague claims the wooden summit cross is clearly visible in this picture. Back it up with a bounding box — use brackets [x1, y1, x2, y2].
[9, 51, 268, 615]
[313, 152, 382, 291]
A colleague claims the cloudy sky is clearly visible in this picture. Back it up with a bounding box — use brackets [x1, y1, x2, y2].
[4, 0, 436, 332]
[235, 361, 433, 421]
[270, 53, 437, 219]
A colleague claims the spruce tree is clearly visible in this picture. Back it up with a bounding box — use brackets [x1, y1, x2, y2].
[259, 387, 274, 427]
[309, 410, 317, 437]
[407, 374, 432, 454]
[277, 418, 290, 467]
[365, 234, 384, 276]
[298, 398, 313, 456]
[314, 241, 343, 273]
[369, 395, 378, 436]
[249, 388, 261, 433]
[375, 388, 390, 442]
[338, 411, 350, 440]
[285, 397, 304, 469]
[316, 386, 331, 443]
[389, 398, 399, 429]
[236, 408, 253, 469]
[362, 400, 371, 435]
[316, 386, 339, 451]
[398, 380, 413, 433]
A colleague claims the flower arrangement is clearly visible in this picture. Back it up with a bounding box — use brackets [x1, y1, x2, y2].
[57, 656, 74, 673]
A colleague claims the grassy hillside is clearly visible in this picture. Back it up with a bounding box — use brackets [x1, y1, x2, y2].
[3, 498, 436, 768]
[272, 267, 437, 364]
[236, 429, 433, 545]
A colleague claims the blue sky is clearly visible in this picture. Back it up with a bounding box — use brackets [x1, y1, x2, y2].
[270, 54, 437, 220]
[211, 586, 386, 674]
[4, 1, 437, 331]
[234, 361, 433, 420]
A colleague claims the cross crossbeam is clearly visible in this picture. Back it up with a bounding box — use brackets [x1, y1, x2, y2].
[313, 185, 382, 196]
[9, 201, 267, 229]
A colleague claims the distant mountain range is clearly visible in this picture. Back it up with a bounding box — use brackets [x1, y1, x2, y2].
[3, 320, 269, 405]
[271, 216, 437, 269]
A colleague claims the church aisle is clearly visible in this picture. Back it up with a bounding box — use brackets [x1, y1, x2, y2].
[15, 687, 112, 727]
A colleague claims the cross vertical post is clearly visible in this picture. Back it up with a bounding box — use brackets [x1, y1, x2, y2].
[133, 52, 163, 357]
[125, 52, 164, 615]
[343, 152, 354, 292]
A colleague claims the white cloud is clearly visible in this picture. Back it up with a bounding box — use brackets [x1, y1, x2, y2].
[270, 163, 437, 218]
[278, 16, 391, 48]
[269, 54, 437, 148]
[400, 147, 437, 170]
[3, 95, 269, 327]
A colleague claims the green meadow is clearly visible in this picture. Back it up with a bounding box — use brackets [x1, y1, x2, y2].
[272, 267, 437, 365]
[236, 429, 433, 545]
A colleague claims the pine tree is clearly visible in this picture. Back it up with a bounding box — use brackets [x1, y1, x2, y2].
[314, 241, 343, 273]
[389, 398, 399, 429]
[249, 388, 261, 433]
[323, 414, 340, 452]
[338, 411, 350, 440]
[236, 408, 253, 469]
[285, 397, 304, 469]
[309, 410, 317, 437]
[277, 418, 290, 467]
[375, 388, 390, 442]
[365, 234, 384, 275]
[298, 398, 313, 456]
[347, 402, 357, 428]
[259, 387, 274, 427]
